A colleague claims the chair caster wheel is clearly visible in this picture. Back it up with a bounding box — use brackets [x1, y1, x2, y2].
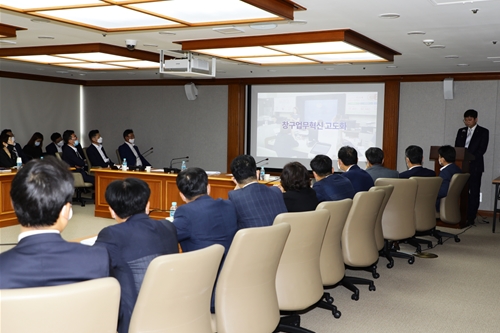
[408, 257, 415, 265]
[455, 237, 460, 242]
[387, 262, 394, 269]
[373, 272, 380, 279]
[333, 311, 341, 319]
[369, 285, 376, 291]
[326, 296, 334, 304]
[351, 293, 359, 301]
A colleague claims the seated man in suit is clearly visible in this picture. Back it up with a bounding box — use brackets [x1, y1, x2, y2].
[0, 157, 109, 289]
[173, 167, 238, 312]
[338, 146, 374, 193]
[228, 154, 287, 229]
[436, 145, 462, 211]
[399, 145, 436, 178]
[61, 129, 95, 185]
[45, 132, 64, 156]
[118, 129, 151, 167]
[94, 178, 178, 333]
[310, 154, 355, 202]
[86, 129, 114, 168]
[365, 147, 399, 181]
[1, 129, 30, 163]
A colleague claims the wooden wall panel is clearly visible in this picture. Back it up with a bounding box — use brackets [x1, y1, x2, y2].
[382, 81, 400, 169]
[226, 83, 246, 172]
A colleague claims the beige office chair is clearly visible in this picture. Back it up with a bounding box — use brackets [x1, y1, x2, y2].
[73, 172, 93, 207]
[315, 199, 353, 318]
[369, 184, 394, 254]
[54, 151, 63, 161]
[341, 190, 385, 301]
[115, 149, 122, 165]
[1, 277, 120, 333]
[436, 173, 470, 242]
[82, 147, 92, 170]
[408, 176, 443, 248]
[212, 223, 290, 333]
[129, 244, 224, 333]
[273, 209, 329, 333]
[375, 178, 418, 268]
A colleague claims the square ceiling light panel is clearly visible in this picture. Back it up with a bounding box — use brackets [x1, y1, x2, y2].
[0, 0, 304, 32]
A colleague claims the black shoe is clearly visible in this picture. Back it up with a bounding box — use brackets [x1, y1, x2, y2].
[466, 219, 476, 226]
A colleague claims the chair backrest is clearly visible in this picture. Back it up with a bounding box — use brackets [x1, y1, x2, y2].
[369, 185, 394, 251]
[214, 223, 291, 333]
[273, 209, 329, 311]
[129, 244, 224, 333]
[316, 199, 353, 286]
[54, 151, 62, 161]
[72, 172, 92, 187]
[440, 173, 470, 224]
[83, 147, 92, 170]
[342, 191, 385, 267]
[115, 149, 122, 164]
[1, 277, 120, 333]
[375, 178, 418, 241]
[411, 176, 443, 231]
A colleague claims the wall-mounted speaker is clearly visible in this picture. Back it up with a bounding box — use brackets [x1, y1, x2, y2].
[443, 78, 454, 100]
[184, 82, 198, 101]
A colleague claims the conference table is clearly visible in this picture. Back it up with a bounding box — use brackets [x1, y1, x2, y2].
[0, 170, 17, 228]
[492, 176, 500, 233]
[94, 169, 240, 220]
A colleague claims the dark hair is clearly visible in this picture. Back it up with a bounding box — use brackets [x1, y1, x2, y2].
[338, 146, 358, 166]
[310, 154, 332, 177]
[365, 147, 384, 165]
[176, 167, 208, 200]
[62, 130, 75, 144]
[463, 109, 478, 119]
[50, 132, 62, 142]
[230, 155, 257, 183]
[405, 145, 423, 164]
[88, 129, 99, 142]
[1, 129, 12, 137]
[281, 162, 311, 191]
[438, 145, 456, 163]
[105, 178, 150, 219]
[123, 129, 133, 139]
[26, 132, 44, 147]
[0, 133, 9, 144]
[10, 157, 74, 227]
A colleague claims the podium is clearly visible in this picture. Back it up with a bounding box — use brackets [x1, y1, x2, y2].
[429, 146, 474, 229]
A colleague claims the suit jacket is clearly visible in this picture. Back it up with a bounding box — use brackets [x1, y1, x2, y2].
[94, 213, 178, 333]
[118, 143, 151, 167]
[0, 233, 109, 289]
[283, 187, 319, 212]
[399, 166, 436, 179]
[455, 125, 489, 173]
[86, 144, 114, 168]
[23, 144, 43, 159]
[366, 164, 399, 182]
[313, 173, 355, 202]
[0, 146, 16, 168]
[228, 182, 287, 229]
[341, 164, 374, 193]
[62, 144, 85, 168]
[45, 142, 59, 155]
[438, 163, 462, 199]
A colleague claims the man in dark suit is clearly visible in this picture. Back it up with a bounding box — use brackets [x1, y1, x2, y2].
[436, 145, 462, 211]
[228, 154, 287, 229]
[86, 129, 114, 168]
[45, 132, 63, 156]
[399, 145, 436, 178]
[94, 178, 178, 333]
[0, 157, 109, 289]
[310, 154, 355, 202]
[338, 146, 374, 193]
[61, 129, 94, 185]
[365, 147, 399, 181]
[454, 109, 489, 225]
[1, 129, 30, 163]
[117, 129, 151, 167]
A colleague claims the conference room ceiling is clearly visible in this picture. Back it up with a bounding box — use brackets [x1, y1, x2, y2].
[1, 0, 500, 81]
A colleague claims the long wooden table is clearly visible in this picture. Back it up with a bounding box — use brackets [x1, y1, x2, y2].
[94, 169, 237, 219]
[492, 176, 500, 233]
[0, 171, 17, 228]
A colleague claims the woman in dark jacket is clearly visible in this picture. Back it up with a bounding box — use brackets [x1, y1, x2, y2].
[0, 133, 16, 168]
[280, 161, 319, 212]
[23, 132, 44, 159]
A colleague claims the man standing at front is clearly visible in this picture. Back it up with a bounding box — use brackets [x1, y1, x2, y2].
[228, 155, 287, 229]
[455, 109, 489, 225]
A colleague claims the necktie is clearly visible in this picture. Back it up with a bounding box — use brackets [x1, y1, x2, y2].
[465, 128, 472, 148]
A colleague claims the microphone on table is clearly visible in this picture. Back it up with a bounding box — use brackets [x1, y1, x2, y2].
[169, 156, 189, 169]
[256, 158, 269, 165]
[164, 156, 189, 174]
[143, 147, 154, 157]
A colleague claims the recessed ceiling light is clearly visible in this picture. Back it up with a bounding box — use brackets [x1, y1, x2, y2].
[423, 39, 434, 46]
[407, 31, 426, 35]
[445, 55, 459, 58]
[143, 43, 158, 47]
[289, 20, 307, 24]
[0, 40, 16, 44]
[386, 65, 398, 68]
[56, 70, 68, 74]
[457, 63, 469, 66]
[379, 13, 400, 19]
[486, 56, 500, 59]
[430, 45, 445, 49]
[38, 35, 55, 39]
[213, 27, 245, 34]
[335, 63, 353, 66]
[79, 73, 86, 76]
[31, 18, 50, 23]
[324, 67, 335, 71]
[493, 60, 500, 63]
[250, 23, 277, 30]
[159, 31, 176, 35]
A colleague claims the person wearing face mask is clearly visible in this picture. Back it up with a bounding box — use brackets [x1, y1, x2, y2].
[0, 133, 17, 168]
[117, 129, 151, 167]
[23, 132, 44, 159]
[46, 132, 64, 156]
[0, 156, 109, 289]
[62, 129, 95, 185]
[86, 129, 114, 168]
[1, 129, 30, 163]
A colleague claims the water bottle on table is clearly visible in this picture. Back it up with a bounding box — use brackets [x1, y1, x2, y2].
[16, 157, 22, 169]
[260, 166, 265, 181]
[170, 202, 177, 218]
[181, 160, 187, 171]
[122, 158, 128, 171]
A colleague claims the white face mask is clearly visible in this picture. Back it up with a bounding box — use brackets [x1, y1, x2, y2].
[128, 138, 135, 144]
[35, 141, 41, 147]
[57, 141, 64, 147]
[97, 137, 103, 144]
[11, 136, 15, 144]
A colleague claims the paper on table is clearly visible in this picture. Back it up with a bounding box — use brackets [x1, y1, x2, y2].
[205, 171, 221, 176]
[80, 236, 97, 246]
[151, 168, 165, 172]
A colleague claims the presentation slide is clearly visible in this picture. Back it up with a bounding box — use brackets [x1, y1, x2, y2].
[248, 84, 385, 170]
